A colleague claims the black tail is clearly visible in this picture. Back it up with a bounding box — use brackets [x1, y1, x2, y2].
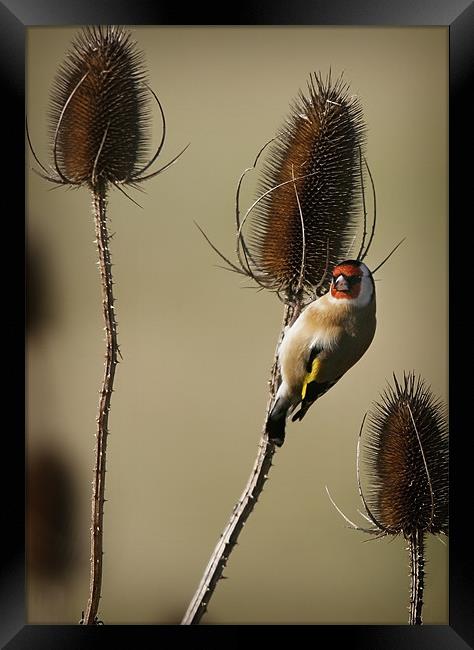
[266, 398, 288, 447]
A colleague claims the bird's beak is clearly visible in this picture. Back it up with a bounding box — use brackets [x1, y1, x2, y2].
[334, 275, 350, 292]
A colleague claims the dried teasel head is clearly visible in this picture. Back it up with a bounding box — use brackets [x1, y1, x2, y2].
[240, 72, 368, 301]
[43, 26, 153, 189]
[28, 26, 188, 194]
[47, 26, 153, 189]
[362, 372, 449, 538]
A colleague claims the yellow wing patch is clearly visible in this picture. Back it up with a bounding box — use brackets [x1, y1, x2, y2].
[302, 358, 321, 399]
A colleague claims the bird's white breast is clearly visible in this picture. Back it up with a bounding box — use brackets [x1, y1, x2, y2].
[278, 299, 341, 391]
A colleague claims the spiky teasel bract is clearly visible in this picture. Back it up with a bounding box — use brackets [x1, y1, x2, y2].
[242, 72, 367, 301]
[363, 372, 448, 538]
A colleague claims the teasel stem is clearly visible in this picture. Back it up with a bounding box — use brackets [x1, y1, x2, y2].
[182, 301, 300, 624]
[408, 529, 425, 625]
[83, 181, 118, 625]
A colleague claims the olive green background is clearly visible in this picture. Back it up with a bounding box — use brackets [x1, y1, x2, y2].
[26, 26, 448, 624]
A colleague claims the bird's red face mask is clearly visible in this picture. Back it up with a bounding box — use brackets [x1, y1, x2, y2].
[330, 263, 363, 300]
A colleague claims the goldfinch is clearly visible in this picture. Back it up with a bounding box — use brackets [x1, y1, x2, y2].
[266, 259, 376, 446]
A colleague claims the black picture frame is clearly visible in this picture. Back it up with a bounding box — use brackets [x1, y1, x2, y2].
[7, 0, 473, 647]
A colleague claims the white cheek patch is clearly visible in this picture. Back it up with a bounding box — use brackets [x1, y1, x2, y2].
[354, 279, 373, 307]
[354, 269, 374, 307]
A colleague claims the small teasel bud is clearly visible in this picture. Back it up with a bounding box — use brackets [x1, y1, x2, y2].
[244, 72, 367, 299]
[48, 25, 151, 188]
[363, 372, 448, 537]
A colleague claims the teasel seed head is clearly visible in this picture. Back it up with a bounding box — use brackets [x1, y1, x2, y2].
[48, 25, 151, 189]
[242, 72, 367, 301]
[363, 372, 449, 538]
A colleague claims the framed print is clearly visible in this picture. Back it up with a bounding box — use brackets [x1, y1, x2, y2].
[4, 0, 473, 647]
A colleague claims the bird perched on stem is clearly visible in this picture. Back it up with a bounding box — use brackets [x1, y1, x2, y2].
[266, 259, 376, 446]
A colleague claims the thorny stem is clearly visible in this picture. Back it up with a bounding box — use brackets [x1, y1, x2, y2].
[83, 183, 119, 625]
[181, 301, 300, 625]
[408, 529, 425, 625]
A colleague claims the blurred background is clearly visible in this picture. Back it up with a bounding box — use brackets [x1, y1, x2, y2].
[26, 26, 448, 624]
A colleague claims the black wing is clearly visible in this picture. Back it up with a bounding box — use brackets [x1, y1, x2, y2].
[291, 377, 340, 422]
